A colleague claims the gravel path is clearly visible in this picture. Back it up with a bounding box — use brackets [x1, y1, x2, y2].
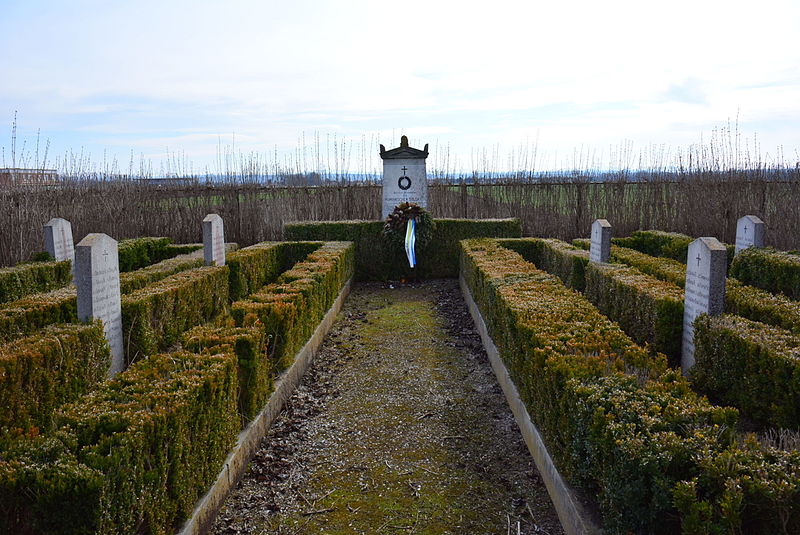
[211, 279, 564, 535]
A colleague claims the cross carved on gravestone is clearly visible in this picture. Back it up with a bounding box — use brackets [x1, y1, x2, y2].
[103, 250, 110, 262]
[401, 166, 408, 175]
[696, 253, 701, 267]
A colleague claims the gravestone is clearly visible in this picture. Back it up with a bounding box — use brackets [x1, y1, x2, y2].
[734, 215, 765, 255]
[589, 219, 612, 263]
[75, 233, 124, 376]
[43, 217, 75, 269]
[203, 214, 225, 266]
[681, 237, 727, 373]
[380, 135, 429, 219]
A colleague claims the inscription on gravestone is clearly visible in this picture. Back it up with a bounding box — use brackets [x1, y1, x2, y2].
[75, 233, 124, 376]
[380, 136, 429, 219]
[589, 219, 612, 263]
[681, 237, 727, 373]
[203, 214, 225, 266]
[44, 217, 75, 269]
[734, 215, 765, 255]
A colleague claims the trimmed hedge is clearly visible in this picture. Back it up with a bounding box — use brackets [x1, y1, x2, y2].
[584, 262, 685, 366]
[0, 259, 72, 304]
[498, 237, 589, 291]
[0, 349, 237, 535]
[730, 246, 800, 300]
[118, 253, 204, 294]
[575, 239, 800, 338]
[231, 241, 354, 372]
[461, 238, 800, 534]
[121, 266, 229, 365]
[226, 241, 321, 302]
[117, 237, 173, 272]
[182, 324, 269, 424]
[692, 314, 800, 429]
[726, 279, 800, 335]
[614, 230, 735, 266]
[0, 322, 110, 433]
[574, 238, 688, 288]
[0, 287, 77, 344]
[284, 218, 521, 280]
[0, 434, 104, 535]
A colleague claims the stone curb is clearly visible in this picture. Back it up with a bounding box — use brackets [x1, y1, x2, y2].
[460, 276, 603, 535]
[177, 278, 353, 535]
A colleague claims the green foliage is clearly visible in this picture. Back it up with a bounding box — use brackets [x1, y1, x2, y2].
[613, 230, 735, 267]
[673, 437, 800, 535]
[117, 237, 173, 272]
[55, 350, 239, 535]
[0, 434, 104, 535]
[0, 287, 77, 344]
[182, 324, 270, 424]
[231, 242, 354, 372]
[121, 266, 229, 364]
[726, 279, 800, 335]
[284, 218, 521, 280]
[583, 262, 685, 366]
[575, 238, 688, 288]
[226, 241, 320, 301]
[692, 314, 800, 428]
[460, 239, 800, 533]
[118, 253, 204, 294]
[498, 237, 589, 291]
[730, 247, 800, 300]
[0, 322, 110, 433]
[0, 259, 72, 304]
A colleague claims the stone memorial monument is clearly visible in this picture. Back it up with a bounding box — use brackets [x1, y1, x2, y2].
[203, 214, 225, 266]
[681, 237, 727, 373]
[380, 135, 429, 219]
[75, 233, 124, 376]
[734, 215, 765, 255]
[589, 219, 612, 263]
[44, 217, 75, 270]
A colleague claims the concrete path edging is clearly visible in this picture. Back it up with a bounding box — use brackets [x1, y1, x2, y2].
[177, 278, 353, 535]
[460, 276, 603, 535]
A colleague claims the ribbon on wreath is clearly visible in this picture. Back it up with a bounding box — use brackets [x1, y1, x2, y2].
[404, 217, 417, 268]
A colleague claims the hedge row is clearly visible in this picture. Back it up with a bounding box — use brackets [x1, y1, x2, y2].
[575, 239, 800, 338]
[118, 253, 204, 294]
[117, 237, 173, 272]
[232, 241, 354, 372]
[584, 262, 685, 366]
[284, 218, 521, 280]
[461, 238, 799, 534]
[614, 230, 736, 267]
[498, 237, 588, 291]
[226, 241, 321, 301]
[0, 259, 72, 304]
[574, 238, 688, 288]
[0, 322, 110, 433]
[0, 287, 77, 344]
[121, 266, 229, 365]
[692, 314, 800, 429]
[0, 349, 238, 535]
[730, 246, 800, 300]
[182, 324, 269, 424]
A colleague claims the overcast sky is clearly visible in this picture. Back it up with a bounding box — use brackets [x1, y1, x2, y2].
[1, 0, 798, 175]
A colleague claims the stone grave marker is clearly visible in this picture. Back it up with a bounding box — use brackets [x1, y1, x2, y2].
[735, 215, 765, 255]
[589, 219, 611, 263]
[380, 135, 429, 219]
[203, 214, 225, 266]
[43, 217, 75, 270]
[75, 233, 124, 376]
[681, 237, 727, 373]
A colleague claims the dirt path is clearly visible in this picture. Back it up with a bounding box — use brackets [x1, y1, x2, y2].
[211, 279, 564, 535]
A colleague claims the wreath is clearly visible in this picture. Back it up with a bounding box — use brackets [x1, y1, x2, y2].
[382, 202, 435, 249]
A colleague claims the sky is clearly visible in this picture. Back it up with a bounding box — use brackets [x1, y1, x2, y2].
[1, 0, 799, 176]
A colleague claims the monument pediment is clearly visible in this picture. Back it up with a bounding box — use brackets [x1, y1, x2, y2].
[380, 135, 429, 160]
